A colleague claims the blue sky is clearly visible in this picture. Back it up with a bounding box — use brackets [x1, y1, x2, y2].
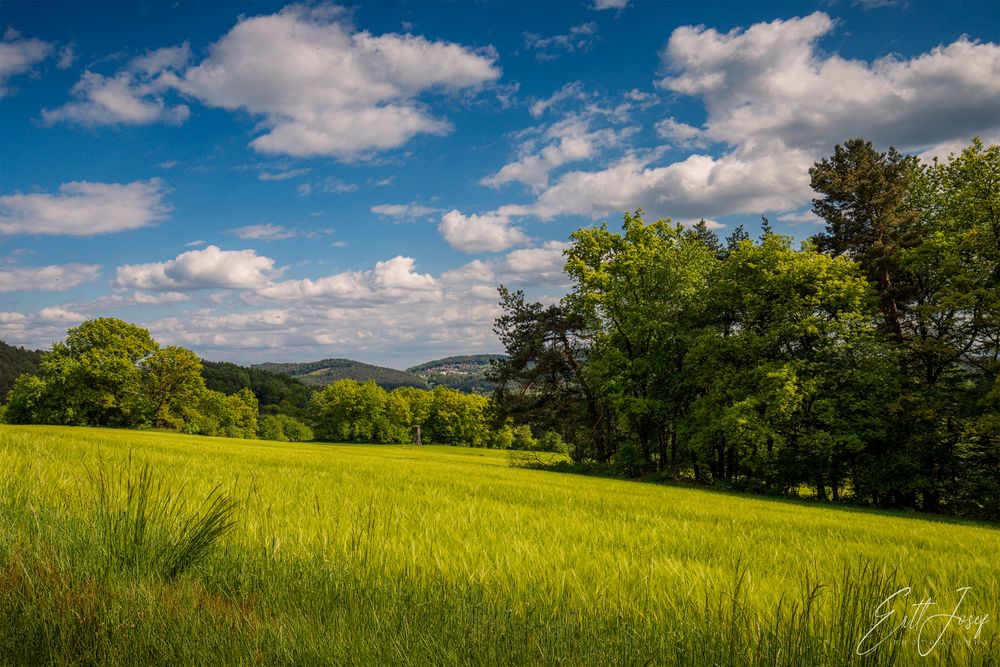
[1, 0, 998, 367]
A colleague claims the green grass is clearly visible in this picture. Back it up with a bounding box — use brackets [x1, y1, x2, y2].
[0, 424, 996, 665]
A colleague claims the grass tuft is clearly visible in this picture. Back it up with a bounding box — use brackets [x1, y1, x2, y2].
[91, 460, 238, 580]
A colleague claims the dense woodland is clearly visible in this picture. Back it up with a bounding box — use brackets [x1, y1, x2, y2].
[0, 341, 41, 399]
[1, 138, 996, 519]
[490, 138, 999, 519]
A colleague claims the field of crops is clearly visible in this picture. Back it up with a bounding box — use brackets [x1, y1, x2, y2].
[0, 425, 996, 665]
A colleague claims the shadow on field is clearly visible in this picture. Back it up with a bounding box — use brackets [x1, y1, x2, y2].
[508, 454, 1000, 531]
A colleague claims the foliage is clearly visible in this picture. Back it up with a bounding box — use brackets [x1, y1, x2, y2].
[491, 138, 999, 518]
[259, 413, 314, 442]
[2, 319, 263, 442]
[202, 360, 314, 419]
[0, 340, 42, 401]
[309, 379, 501, 446]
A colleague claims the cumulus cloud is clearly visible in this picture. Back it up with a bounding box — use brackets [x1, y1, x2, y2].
[257, 255, 440, 303]
[0, 263, 101, 292]
[483, 115, 633, 191]
[176, 4, 500, 158]
[0, 180, 169, 236]
[525, 146, 813, 222]
[509, 12, 1000, 225]
[0, 27, 53, 97]
[37, 306, 86, 324]
[660, 12, 1000, 153]
[655, 117, 706, 148]
[498, 241, 570, 285]
[438, 209, 531, 253]
[114, 245, 281, 291]
[42, 44, 191, 125]
[529, 81, 590, 118]
[56, 43, 76, 70]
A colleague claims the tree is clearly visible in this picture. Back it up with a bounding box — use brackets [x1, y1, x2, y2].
[141, 346, 205, 428]
[37, 318, 159, 427]
[564, 211, 718, 472]
[810, 138, 919, 341]
[683, 234, 895, 498]
[488, 286, 609, 462]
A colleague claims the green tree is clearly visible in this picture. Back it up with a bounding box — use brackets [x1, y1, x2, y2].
[810, 138, 919, 341]
[141, 346, 206, 428]
[488, 286, 609, 461]
[684, 234, 895, 498]
[565, 210, 718, 473]
[38, 318, 159, 427]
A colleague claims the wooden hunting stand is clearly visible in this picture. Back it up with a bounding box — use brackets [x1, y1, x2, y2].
[412, 425, 422, 445]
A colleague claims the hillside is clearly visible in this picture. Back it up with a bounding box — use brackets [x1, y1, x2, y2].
[201, 360, 315, 418]
[253, 358, 427, 390]
[0, 340, 43, 400]
[407, 354, 505, 394]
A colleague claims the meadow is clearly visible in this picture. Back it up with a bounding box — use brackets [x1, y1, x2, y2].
[0, 424, 996, 665]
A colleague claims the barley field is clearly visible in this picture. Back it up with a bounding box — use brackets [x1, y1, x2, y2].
[0, 424, 996, 665]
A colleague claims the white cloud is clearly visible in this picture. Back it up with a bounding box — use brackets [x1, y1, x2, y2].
[483, 115, 632, 191]
[257, 255, 440, 303]
[524, 23, 599, 62]
[529, 81, 590, 118]
[655, 117, 706, 148]
[114, 245, 281, 291]
[38, 306, 86, 324]
[777, 209, 822, 224]
[510, 13, 1000, 225]
[0, 263, 101, 292]
[660, 13, 1000, 153]
[0, 179, 169, 236]
[525, 145, 813, 222]
[0, 28, 53, 97]
[592, 0, 629, 10]
[177, 5, 500, 158]
[43, 44, 191, 125]
[371, 203, 439, 221]
[498, 241, 570, 285]
[56, 43, 76, 70]
[230, 224, 298, 240]
[258, 167, 311, 181]
[438, 209, 530, 253]
[127, 291, 191, 305]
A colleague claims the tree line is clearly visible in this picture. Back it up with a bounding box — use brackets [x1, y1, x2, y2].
[0, 321, 550, 450]
[489, 138, 999, 519]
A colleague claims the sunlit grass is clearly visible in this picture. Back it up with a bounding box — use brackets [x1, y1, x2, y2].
[0, 424, 996, 665]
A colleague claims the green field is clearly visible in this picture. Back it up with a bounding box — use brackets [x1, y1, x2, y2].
[1, 425, 996, 665]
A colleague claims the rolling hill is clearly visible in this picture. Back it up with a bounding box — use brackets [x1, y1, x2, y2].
[253, 354, 507, 393]
[253, 358, 427, 390]
[407, 354, 505, 394]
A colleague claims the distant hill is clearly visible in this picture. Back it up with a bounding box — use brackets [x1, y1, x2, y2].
[253, 358, 428, 391]
[407, 354, 505, 394]
[0, 341, 43, 400]
[202, 360, 315, 419]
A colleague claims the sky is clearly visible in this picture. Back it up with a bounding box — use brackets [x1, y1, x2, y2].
[1, 0, 998, 368]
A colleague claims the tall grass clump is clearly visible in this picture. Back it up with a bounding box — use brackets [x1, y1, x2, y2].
[90, 460, 238, 579]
